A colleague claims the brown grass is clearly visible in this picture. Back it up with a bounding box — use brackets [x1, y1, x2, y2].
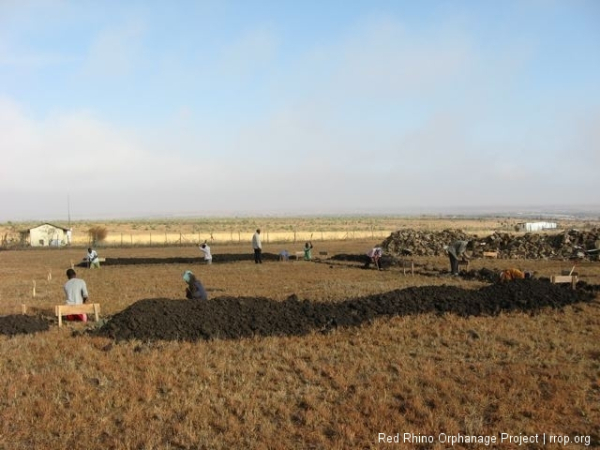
[6, 214, 597, 247]
[1, 220, 599, 449]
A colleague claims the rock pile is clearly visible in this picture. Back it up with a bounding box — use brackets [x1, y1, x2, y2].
[381, 229, 470, 257]
[381, 228, 600, 260]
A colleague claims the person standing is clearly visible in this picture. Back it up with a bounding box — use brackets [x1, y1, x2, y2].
[63, 268, 89, 322]
[303, 241, 313, 261]
[199, 242, 212, 264]
[445, 240, 470, 276]
[252, 229, 262, 264]
[87, 247, 100, 269]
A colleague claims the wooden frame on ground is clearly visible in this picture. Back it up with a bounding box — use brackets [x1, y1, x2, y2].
[55, 303, 101, 327]
[550, 275, 578, 290]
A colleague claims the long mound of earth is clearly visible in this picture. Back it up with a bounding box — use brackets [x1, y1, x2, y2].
[0, 315, 50, 336]
[80, 253, 401, 267]
[77, 253, 283, 267]
[94, 280, 596, 342]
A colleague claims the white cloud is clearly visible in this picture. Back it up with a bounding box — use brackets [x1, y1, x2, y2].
[79, 20, 146, 79]
[0, 98, 222, 196]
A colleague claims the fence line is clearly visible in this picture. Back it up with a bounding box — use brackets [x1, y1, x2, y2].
[73, 229, 393, 247]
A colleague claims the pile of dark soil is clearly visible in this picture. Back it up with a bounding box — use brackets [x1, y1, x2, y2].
[328, 253, 400, 269]
[94, 280, 596, 342]
[0, 315, 50, 336]
[461, 268, 501, 283]
[77, 253, 282, 267]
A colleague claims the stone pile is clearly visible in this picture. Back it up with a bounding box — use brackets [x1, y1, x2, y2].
[381, 229, 470, 257]
[381, 228, 600, 260]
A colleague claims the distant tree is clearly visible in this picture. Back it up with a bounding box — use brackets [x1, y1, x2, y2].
[88, 226, 108, 245]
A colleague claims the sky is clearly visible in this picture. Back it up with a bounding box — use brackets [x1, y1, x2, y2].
[1, 0, 599, 221]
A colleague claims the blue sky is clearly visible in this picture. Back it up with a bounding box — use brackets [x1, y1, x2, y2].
[1, 0, 599, 221]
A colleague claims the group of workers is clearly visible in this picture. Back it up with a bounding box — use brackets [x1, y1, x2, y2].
[61, 233, 530, 324]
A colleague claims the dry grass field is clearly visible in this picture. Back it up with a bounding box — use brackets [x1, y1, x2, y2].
[5, 215, 591, 247]
[1, 217, 599, 449]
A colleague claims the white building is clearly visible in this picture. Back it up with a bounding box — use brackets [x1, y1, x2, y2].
[516, 221, 558, 232]
[27, 223, 70, 247]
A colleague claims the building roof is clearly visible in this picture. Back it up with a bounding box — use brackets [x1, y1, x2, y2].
[28, 222, 70, 232]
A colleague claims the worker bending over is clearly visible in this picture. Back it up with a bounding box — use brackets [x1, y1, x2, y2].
[445, 240, 471, 276]
[499, 269, 532, 282]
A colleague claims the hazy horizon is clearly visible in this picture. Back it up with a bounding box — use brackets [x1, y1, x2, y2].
[2, 202, 599, 224]
[2, 1, 599, 222]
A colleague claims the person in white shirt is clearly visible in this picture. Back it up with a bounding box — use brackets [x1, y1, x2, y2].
[63, 268, 89, 322]
[252, 229, 262, 264]
[366, 247, 383, 270]
[199, 242, 212, 264]
[87, 247, 100, 269]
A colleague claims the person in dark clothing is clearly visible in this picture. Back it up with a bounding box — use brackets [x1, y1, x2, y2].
[445, 240, 470, 275]
[182, 270, 208, 300]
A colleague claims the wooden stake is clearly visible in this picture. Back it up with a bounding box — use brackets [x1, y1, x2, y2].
[32, 280, 36, 298]
[70, 260, 74, 269]
[47, 269, 52, 281]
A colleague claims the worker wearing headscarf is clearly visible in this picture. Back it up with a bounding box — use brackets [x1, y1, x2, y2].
[183, 270, 208, 300]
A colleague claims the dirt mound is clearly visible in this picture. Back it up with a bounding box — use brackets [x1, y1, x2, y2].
[0, 315, 50, 336]
[328, 253, 399, 269]
[381, 228, 600, 260]
[461, 268, 501, 283]
[77, 253, 283, 267]
[94, 280, 595, 342]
